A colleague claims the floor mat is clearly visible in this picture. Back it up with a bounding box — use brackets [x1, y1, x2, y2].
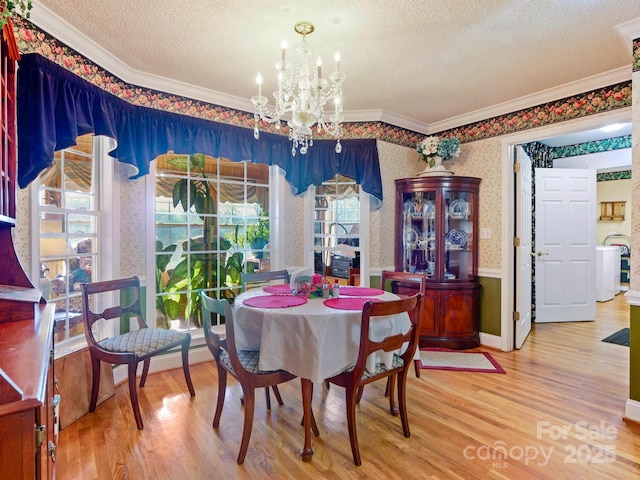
[419, 348, 506, 373]
[601, 328, 629, 346]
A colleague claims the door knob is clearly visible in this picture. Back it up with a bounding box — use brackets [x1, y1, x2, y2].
[535, 250, 549, 257]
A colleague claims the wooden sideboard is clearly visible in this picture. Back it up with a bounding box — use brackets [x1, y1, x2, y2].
[0, 19, 58, 479]
[0, 301, 56, 479]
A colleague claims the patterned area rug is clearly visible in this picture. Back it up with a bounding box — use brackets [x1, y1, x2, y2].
[602, 328, 629, 347]
[419, 348, 506, 374]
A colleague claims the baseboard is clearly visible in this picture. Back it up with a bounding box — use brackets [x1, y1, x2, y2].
[479, 332, 501, 350]
[112, 345, 212, 386]
[624, 398, 640, 423]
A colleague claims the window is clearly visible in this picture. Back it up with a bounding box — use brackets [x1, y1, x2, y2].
[310, 174, 366, 281]
[34, 135, 110, 352]
[153, 154, 270, 331]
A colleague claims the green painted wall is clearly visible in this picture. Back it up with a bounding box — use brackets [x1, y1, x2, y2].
[371, 274, 501, 336]
[479, 276, 501, 336]
[630, 305, 640, 401]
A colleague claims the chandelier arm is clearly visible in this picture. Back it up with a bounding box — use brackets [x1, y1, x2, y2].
[252, 21, 344, 155]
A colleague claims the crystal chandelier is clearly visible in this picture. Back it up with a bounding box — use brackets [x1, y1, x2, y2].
[251, 21, 346, 156]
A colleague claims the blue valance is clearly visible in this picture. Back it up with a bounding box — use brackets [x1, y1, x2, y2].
[17, 53, 382, 206]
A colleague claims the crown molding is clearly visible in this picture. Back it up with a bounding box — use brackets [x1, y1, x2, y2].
[615, 16, 640, 54]
[29, 5, 635, 136]
[29, 4, 256, 114]
[429, 66, 631, 134]
[343, 110, 430, 134]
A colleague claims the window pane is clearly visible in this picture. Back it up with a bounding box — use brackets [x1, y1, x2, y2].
[38, 134, 99, 347]
[154, 154, 270, 331]
[312, 175, 361, 278]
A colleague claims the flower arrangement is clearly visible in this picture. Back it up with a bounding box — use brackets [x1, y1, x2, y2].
[416, 135, 461, 167]
[1, 1, 32, 29]
[292, 274, 338, 298]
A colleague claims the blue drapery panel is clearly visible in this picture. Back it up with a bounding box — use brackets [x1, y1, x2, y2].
[17, 53, 383, 206]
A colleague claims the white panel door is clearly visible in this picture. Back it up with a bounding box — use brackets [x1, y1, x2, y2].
[515, 146, 532, 347]
[534, 168, 596, 322]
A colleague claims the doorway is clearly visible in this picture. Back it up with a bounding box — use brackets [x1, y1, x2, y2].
[500, 108, 632, 351]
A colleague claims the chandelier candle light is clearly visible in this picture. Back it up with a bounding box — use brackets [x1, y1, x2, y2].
[251, 21, 346, 156]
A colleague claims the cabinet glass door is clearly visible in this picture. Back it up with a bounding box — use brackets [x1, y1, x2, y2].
[444, 189, 475, 281]
[401, 190, 436, 277]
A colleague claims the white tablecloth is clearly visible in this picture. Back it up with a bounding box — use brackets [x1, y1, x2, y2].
[233, 288, 413, 383]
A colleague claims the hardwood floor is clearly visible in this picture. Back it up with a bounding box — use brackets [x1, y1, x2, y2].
[57, 293, 640, 479]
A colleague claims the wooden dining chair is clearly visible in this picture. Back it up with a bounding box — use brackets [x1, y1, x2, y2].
[200, 291, 297, 464]
[380, 270, 426, 379]
[81, 276, 195, 430]
[240, 269, 290, 291]
[325, 294, 423, 466]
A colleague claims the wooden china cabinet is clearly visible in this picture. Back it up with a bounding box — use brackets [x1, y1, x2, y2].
[395, 176, 481, 349]
[0, 20, 57, 479]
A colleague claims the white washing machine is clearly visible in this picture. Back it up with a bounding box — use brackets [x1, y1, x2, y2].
[596, 245, 621, 302]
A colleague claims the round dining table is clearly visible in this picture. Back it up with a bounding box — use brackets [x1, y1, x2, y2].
[233, 285, 413, 461]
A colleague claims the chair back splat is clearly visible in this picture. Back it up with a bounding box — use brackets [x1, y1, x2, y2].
[200, 291, 296, 464]
[81, 276, 195, 430]
[325, 293, 423, 466]
[240, 269, 290, 291]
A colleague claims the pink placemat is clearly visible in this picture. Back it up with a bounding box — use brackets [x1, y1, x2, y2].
[324, 297, 382, 310]
[243, 295, 307, 308]
[339, 287, 385, 297]
[262, 284, 293, 294]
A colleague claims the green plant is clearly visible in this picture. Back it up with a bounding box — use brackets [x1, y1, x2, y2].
[156, 153, 243, 328]
[246, 216, 270, 244]
[1, 1, 32, 28]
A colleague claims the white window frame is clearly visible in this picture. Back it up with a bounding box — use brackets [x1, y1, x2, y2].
[146, 156, 277, 339]
[30, 135, 118, 359]
[304, 176, 370, 286]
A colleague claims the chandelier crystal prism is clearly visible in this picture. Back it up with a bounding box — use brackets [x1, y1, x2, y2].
[251, 21, 346, 156]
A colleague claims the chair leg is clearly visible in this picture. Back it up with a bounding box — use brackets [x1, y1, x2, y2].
[264, 387, 271, 410]
[88, 356, 101, 412]
[139, 358, 151, 387]
[271, 385, 284, 405]
[384, 377, 391, 397]
[181, 342, 196, 396]
[397, 370, 410, 437]
[345, 385, 362, 466]
[414, 359, 421, 378]
[355, 386, 364, 404]
[128, 362, 144, 430]
[237, 387, 256, 465]
[388, 374, 399, 416]
[212, 367, 227, 428]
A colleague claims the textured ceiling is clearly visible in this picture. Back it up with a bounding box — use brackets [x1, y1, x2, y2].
[33, 1, 640, 137]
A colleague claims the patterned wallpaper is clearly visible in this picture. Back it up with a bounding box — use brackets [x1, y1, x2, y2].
[283, 183, 305, 268]
[550, 135, 631, 159]
[598, 171, 632, 181]
[119, 167, 146, 277]
[632, 41, 640, 293]
[449, 138, 503, 270]
[373, 142, 424, 269]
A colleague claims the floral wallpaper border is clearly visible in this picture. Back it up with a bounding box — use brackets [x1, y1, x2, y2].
[598, 170, 632, 181]
[550, 135, 631, 159]
[12, 18, 635, 152]
[551, 135, 632, 182]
